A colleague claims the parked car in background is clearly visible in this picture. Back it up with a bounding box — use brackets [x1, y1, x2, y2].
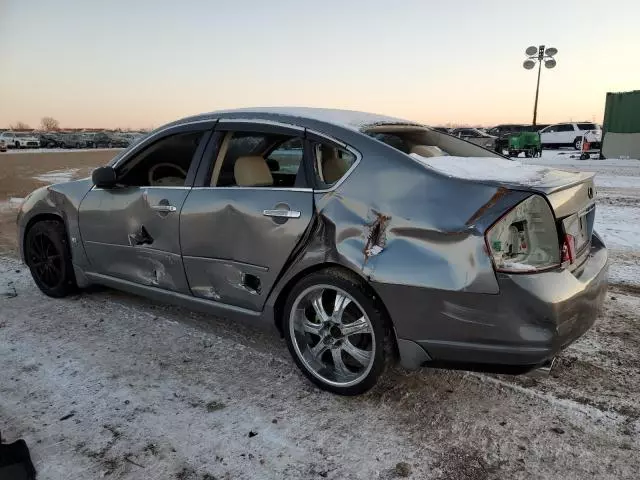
[539, 122, 602, 150]
[59, 133, 90, 149]
[17, 107, 608, 395]
[90, 132, 130, 148]
[39, 133, 65, 148]
[450, 127, 497, 150]
[0, 131, 40, 148]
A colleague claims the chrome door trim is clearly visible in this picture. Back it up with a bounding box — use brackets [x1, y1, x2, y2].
[263, 209, 301, 219]
[217, 118, 305, 132]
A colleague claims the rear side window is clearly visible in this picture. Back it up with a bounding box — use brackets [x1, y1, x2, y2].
[312, 143, 357, 188]
[556, 124, 575, 132]
[577, 123, 597, 130]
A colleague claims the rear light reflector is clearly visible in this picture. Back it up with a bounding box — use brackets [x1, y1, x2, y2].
[485, 195, 560, 273]
[561, 234, 576, 264]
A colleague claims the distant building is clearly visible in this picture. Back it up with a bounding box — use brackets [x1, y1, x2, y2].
[602, 90, 640, 159]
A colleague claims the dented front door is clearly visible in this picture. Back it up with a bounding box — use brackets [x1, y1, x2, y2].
[78, 186, 192, 293]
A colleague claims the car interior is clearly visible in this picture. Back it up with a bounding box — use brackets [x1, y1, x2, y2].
[366, 126, 502, 159]
[116, 131, 204, 187]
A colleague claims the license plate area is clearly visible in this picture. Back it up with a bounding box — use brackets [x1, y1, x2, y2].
[562, 206, 594, 257]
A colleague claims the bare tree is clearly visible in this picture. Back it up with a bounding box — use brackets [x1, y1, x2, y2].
[9, 121, 30, 130]
[41, 116, 60, 131]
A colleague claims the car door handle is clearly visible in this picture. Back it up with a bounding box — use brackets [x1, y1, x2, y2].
[152, 204, 177, 213]
[263, 209, 301, 219]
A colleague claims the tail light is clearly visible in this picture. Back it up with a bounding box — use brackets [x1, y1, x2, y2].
[485, 195, 560, 273]
[561, 234, 576, 264]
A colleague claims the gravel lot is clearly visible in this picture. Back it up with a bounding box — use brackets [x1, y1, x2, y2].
[1, 149, 639, 479]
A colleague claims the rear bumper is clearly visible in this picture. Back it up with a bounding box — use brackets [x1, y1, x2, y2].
[376, 234, 608, 370]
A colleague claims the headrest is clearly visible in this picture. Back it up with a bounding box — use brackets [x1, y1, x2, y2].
[234, 156, 273, 186]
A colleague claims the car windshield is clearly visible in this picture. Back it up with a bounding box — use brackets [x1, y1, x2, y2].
[16, 133, 31, 137]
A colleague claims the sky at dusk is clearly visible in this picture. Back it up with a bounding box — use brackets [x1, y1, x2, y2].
[1, 0, 639, 129]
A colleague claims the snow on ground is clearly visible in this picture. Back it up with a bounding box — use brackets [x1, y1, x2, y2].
[33, 168, 80, 184]
[0, 197, 25, 213]
[1, 256, 639, 480]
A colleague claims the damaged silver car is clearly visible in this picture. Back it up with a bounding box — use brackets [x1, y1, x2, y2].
[17, 108, 608, 395]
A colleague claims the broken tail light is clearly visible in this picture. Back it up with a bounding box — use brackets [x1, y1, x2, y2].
[485, 195, 560, 273]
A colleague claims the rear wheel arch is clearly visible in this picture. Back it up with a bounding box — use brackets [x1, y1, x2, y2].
[272, 263, 398, 354]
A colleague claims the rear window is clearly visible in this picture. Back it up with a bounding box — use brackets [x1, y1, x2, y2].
[577, 123, 598, 130]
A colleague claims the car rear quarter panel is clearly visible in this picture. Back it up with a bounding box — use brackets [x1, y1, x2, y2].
[264, 132, 531, 337]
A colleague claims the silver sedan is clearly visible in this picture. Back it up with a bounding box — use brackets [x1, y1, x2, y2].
[17, 108, 608, 395]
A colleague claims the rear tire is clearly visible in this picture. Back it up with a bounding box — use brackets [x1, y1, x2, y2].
[25, 220, 77, 298]
[283, 268, 389, 395]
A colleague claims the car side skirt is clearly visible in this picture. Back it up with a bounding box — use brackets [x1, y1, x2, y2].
[84, 272, 277, 332]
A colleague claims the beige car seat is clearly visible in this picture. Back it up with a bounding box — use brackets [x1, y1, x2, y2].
[320, 146, 348, 184]
[234, 156, 273, 187]
[410, 145, 447, 158]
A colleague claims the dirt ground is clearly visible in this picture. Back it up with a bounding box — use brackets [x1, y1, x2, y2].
[0, 150, 119, 255]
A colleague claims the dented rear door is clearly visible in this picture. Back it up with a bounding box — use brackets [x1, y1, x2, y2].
[180, 121, 314, 312]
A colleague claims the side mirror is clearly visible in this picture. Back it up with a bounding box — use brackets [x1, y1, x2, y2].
[92, 166, 117, 189]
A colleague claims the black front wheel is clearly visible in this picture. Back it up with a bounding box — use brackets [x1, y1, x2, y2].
[25, 220, 77, 297]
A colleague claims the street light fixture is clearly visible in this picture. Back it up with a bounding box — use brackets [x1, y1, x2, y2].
[523, 45, 558, 126]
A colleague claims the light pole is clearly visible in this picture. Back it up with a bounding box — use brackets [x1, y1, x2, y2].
[523, 45, 557, 126]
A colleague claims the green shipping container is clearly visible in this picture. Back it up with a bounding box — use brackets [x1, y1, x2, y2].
[601, 90, 640, 159]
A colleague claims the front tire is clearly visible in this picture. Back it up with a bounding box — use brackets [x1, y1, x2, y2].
[573, 137, 582, 150]
[283, 269, 388, 395]
[25, 220, 77, 298]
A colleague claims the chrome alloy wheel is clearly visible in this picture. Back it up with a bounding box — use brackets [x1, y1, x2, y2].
[289, 285, 375, 387]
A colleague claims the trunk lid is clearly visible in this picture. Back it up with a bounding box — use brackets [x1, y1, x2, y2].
[412, 155, 597, 268]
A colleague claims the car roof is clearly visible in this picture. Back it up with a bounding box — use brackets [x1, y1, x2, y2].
[177, 107, 422, 132]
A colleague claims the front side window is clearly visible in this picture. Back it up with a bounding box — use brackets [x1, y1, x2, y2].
[117, 130, 204, 187]
[210, 131, 304, 188]
[312, 143, 357, 188]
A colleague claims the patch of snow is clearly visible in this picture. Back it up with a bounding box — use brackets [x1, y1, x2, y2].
[608, 263, 640, 288]
[594, 175, 640, 189]
[410, 154, 582, 187]
[595, 205, 640, 250]
[0, 197, 25, 213]
[500, 261, 536, 272]
[211, 107, 414, 131]
[33, 168, 80, 184]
